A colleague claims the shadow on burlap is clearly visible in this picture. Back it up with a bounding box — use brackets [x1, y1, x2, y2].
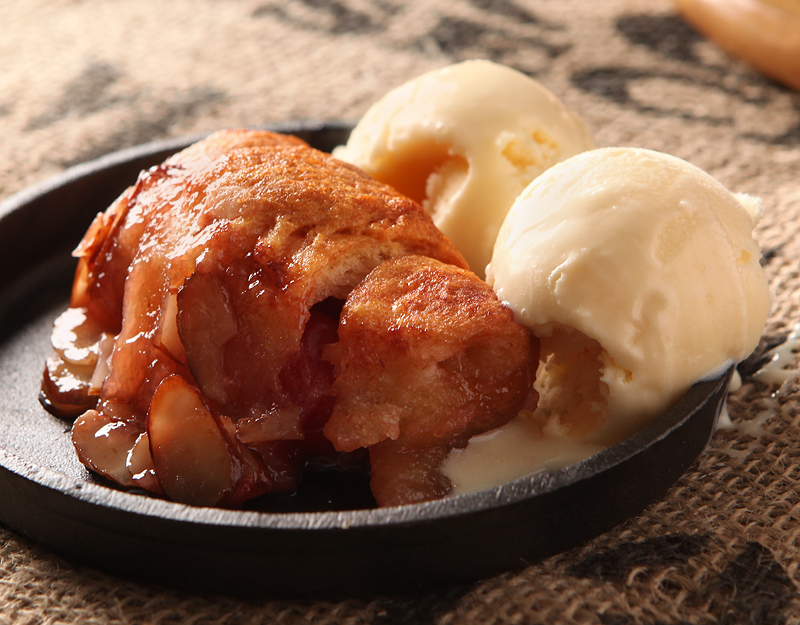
[1, 0, 800, 623]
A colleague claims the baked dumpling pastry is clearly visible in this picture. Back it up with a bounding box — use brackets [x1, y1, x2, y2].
[42, 129, 467, 506]
[324, 255, 538, 506]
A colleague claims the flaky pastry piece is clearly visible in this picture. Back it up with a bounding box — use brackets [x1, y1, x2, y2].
[324, 256, 539, 506]
[41, 129, 466, 507]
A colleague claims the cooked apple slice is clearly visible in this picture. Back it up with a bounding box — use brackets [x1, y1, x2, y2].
[176, 272, 237, 405]
[154, 291, 187, 364]
[147, 375, 237, 506]
[70, 189, 137, 332]
[369, 441, 452, 507]
[237, 406, 304, 444]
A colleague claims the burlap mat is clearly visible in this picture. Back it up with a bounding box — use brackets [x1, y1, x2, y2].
[2, 0, 800, 622]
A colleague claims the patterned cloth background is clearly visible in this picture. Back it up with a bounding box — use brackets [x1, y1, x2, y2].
[1, 0, 800, 623]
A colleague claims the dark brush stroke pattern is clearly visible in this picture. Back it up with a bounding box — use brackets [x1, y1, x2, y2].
[743, 118, 800, 146]
[252, 0, 393, 35]
[372, 585, 473, 625]
[60, 85, 226, 166]
[465, 0, 563, 29]
[252, 0, 568, 76]
[599, 614, 694, 625]
[421, 16, 568, 63]
[567, 533, 710, 583]
[569, 537, 798, 625]
[22, 59, 226, 164]
[707, 542, 797, 625]
[26, 61, 123, 130]
[572, 13, 800, 146]
[616, 14, 707, 64]
[572, 66, 756, 125]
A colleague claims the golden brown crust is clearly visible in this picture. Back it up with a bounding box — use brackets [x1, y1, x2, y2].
[324, 255, 537, 451]
[323, 255, 538, 506]
[46, 129, 470, 505]
[68, 129, 466, 412]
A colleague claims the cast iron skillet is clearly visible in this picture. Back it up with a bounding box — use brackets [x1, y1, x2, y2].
[0, 121, 731, 599]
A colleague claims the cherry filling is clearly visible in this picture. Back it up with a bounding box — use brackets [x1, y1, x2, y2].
[279, 301, 341, 454]
[250, 297, 367, 494]
[287, 299, 369, 464]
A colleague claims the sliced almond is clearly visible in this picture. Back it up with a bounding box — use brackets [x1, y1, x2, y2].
[126, 432, 163, 493]
[72, 409, 140, 486]
[147, 375, 235, 506]
[50, 307, 103, 367]
[176, 273, 237, 404]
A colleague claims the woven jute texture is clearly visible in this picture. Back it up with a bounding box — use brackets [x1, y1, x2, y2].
[2, 0, 800, 622]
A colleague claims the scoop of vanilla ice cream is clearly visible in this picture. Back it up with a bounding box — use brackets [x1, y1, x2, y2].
[333, 59, 596, 278]
[487, 147, 770, 445]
